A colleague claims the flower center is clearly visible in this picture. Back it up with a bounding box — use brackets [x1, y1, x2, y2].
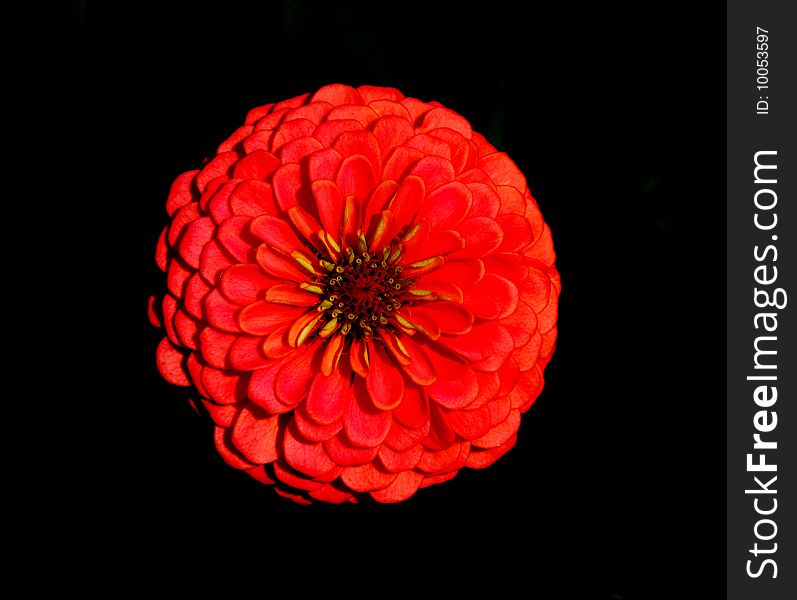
[315, 243, 412, 340]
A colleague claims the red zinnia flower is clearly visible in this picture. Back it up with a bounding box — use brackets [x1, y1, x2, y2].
[151, 84, 560, 504]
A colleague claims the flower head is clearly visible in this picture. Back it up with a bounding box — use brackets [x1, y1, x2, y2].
[151, 84, 560, 504]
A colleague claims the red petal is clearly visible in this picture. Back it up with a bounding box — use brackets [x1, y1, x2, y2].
[409, 302, 473, 335]
[312, 84, 364, 106]
[247, 361, 284, 413]
[182, 274, 209, 318]
[401, 97, 433, 123]
[466, 183, 501, 218]
[336, 154, 376, 204]
[388, 175, 425, 227]
[334, 130, 382, 176]
[349, 337, 369, 378]
[462, 273, 519, 320]
[416, 441, 469, 473]
[229, 335, 270, 370]
[274, 343, 318, 407]
[155, 227, 168, 272]
[483, 252, 528, 282]
[311, 180, 344, 238]
[228, 183, 275, 218]
[408, 156, 455, 192]
[273, 93, 310, 111]
[420, 471, 458, 488]
[497, 357, 522, 396]
[405, 133, 452, 161]
[369, 470, 424, 503]
[199, 240, 232, 285]
[273, 487, 312, 505]
[384, 418, 430, 452]
[308, 148, 343, 181]
[305, 369, 353, 425]
[496, 185, 526, 216]
[147, 294, 162, 327]
[324, 434, 379, 466]
[496, 214, 533, 253]
[156, 338, 189, 386]
[358, 85, 404, 103]
[372, 115, 415, 156]
[232, 149, 280, 180]
[438, 321, 513, 367]
[197, 152, 238, 192]
[308, 483, 353, 504]
[167, 202, 200, 247]
[341, 463, 397, 492]
[416, 182, 471, 230]
[204, 288, 241, 332]
[479, 152, 526, 191]
[313, 119, 362, 147]
[418, 106, 472, 138]
[453, 216, 503, 259]
[271, 119, 316, 151]
[245, 465, 276, 485]
[382, 147, 425, 182]
[377, 444, 422, 472]
[262, 326, 293, 359]
[249, 214, 304, 255]
[272, 163, 308, 212]
[229, 180, 279, 218]
[238, 301, 306, 336]
[214, 426, 256, 470]
[265, 284, 318, 307]
[166, 170, 199, 216]
[206, 178, 235, 225]
[201, 366, 246, 405]
[284, 101, 334, 125]
[161, 294, 179, 346]
[366, 343, 404, 411]
[218, 125, 253, 153]
[537, 293, 558, 334]
[197, 327, 235, 369]
[393, 385, 429, 429]
[283, 421, 336, 477]
[231, 405, 280, 464]
[444, 404, 492, 440]
[401, 230, 463, 266]
[513, 331, 542, 371]
[502, 300, 536, 347]
[245, 103, 274, 125]
[280, 136, 324, 164]
[255, 245, 308, 283]
[344, 380, 393, 448]
[427, 367, 479, 409]
[397, 336, 436, 386]
[471, 409, 521, 448]
[242, 130, 274, 154]
[466, 434, 517, 469]
[174, 308, 199, 349]
[509, 367, 543, 411]
[201, 399, 242, 427]
[166, 259, 190, 298]
[402, 306, 440, 340]
[216, 216, 258, 263]
[368, 100, 413, 119]
[427, 127, 474, 173]
[294, 406, 342, 442]
[219, 264, 271, 305]
[327, 104, 379, 127]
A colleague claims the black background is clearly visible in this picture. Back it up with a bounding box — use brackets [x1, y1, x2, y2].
[62, 1, 724, 596]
